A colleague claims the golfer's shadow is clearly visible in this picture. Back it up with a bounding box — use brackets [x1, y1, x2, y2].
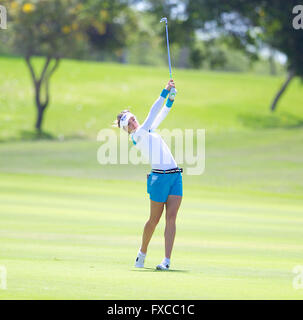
[131, 267, 189, 273]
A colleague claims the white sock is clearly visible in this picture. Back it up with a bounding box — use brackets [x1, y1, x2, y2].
[162, 257, 170, 266]
[138, 249, 146, 257]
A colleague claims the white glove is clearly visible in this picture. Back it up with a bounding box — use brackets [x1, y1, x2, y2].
[169, 87, 177, 100]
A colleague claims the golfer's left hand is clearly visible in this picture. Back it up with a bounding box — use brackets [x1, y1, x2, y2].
[165, 79, 175, 91]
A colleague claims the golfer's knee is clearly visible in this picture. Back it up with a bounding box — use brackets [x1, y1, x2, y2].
[166, 212, 177, 224]
[147, 218, 160, 228]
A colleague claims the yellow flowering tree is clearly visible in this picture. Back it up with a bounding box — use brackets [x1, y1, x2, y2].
[4, 0, 136, 133]
[4, 0, 86, 133]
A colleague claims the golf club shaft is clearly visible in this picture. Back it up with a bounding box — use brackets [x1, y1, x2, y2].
[165, 22, 173, 79]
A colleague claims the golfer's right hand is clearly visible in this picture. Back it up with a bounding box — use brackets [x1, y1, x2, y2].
[165, 79, 175, 91]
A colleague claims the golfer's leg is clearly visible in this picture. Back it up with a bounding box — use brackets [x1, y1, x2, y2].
[164, 195, 182, 259]
[140, 200, 164, 254]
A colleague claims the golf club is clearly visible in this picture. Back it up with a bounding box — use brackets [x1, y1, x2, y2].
[160, 17, 177, 99]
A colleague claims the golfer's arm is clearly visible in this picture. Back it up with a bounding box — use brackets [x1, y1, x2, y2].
[150, 106, 171, 130]
[150, 90, 176, 130]
[141, 89, 169, 131]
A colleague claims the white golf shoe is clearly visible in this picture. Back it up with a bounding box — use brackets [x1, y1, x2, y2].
[156, 263, 170, 270]
[134, 252, 145, 268]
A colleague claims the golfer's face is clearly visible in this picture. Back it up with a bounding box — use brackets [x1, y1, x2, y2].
[128, 116, 138, 132]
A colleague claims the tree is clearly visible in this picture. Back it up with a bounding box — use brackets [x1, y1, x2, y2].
[4, 0, 136, 133]
[145, 0, 303, 111]
[4, 0, 87, 133]
[184, 0, 303, 111]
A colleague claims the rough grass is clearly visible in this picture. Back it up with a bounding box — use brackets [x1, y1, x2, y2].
[0, 56, 303, 141]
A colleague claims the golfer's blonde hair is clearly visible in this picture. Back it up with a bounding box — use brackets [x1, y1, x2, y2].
[113, 109, 130, 128]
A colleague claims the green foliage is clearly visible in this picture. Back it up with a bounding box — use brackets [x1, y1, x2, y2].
[184, 0, 303, 76]
[188, 38, 284, 73]
[189, 47, 203, 69]
[126, 12, 167, 66]
[145, 0, 302, 77]
[2, 1, 141, 132]
[3, 0, 86, 57]
[2, 0, 136, 60]
[84, 0, 138, 57]
[144, 0, 195, 47]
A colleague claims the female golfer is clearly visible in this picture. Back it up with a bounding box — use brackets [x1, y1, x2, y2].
[116, 79, 182, 270]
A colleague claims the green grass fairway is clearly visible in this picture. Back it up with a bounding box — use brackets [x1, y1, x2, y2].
[0, 134, 302, 299]
[0, 57, 303, 299]
[0, 171, 302, 299]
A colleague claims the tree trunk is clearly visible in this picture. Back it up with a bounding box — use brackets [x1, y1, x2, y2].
[33, 81, 45, 132]
[25, 56, 60, 133]
[270, 70, 295, 112]
[31, 77, 42, 132]
[35, 107, 44, 132]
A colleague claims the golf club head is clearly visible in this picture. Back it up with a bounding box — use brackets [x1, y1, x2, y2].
[160, 17, 168, 24]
